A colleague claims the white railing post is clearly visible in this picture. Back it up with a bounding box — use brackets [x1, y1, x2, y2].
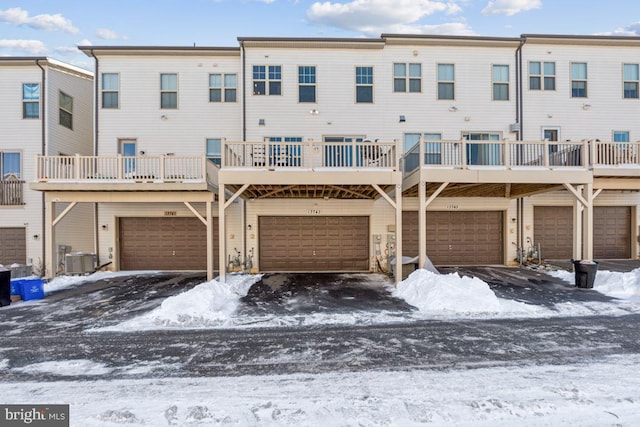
[160, 155, 166, 180]
[590, 139, 597, 166]
[117, 154, 123, 179]
[543, 140, 550, 167]
[582, 140, 589, 168]
[74, 154, 81, 179]
[504, 140, 511, 169]
[419, 135, 425, 169]
[461, 139, 467, 169]
[221, 138, 226, 168]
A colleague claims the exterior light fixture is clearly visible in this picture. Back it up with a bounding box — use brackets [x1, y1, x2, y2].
[399, 115, 406, 123]
[448, 106, 458, 112]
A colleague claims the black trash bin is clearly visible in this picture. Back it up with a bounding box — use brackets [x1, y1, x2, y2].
[0, 268, 11, 307]
[573, 260, 598, 289]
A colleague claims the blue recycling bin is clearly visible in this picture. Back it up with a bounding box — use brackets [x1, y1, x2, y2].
[19, 278, 45, 301]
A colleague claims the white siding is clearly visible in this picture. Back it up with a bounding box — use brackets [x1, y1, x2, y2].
[522, 43, 640, 141]
[96, 54, 242, 156]
[46, 66, 94, 156]
[243, 43, 518, 144]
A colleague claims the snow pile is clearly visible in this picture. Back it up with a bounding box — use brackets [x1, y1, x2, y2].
[105, 274, 262, 331]
[44, 271, 161, 294]
[394, 269, 539, 317]
[547, 268, 640, 299]
[395, 269, 496, 313]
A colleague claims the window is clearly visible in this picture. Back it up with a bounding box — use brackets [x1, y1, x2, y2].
[571, 63, 587, 98]
[529, 61, 556, 90]
[59, 91, 73, 129]
[355, 66, 373, 103]
[1, 151, 22, 179]
[394, 63, 421, 93]
[209, 74, 237, 102]
[623, 64, 639, 99]
[160, 73, 178, 109]
[298, 66, 316, 103]
[492, 65, 509, 101]
[206, 138, 222, 165]
[613, 131, 630, 143]
[253, 65, 281, 95]
[22, 83, 40, 119]
[437, 64, 455, 100]
[101, 73, 119, 108]
[462, 132, 501, 166]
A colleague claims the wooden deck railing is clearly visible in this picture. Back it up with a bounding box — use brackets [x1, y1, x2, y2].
[402, 139, 589, 176]
[0, 178, 24, 205]
[35, 154, 206, 182]
[222, 140, 399, 170]
[592, 141, 640, 166]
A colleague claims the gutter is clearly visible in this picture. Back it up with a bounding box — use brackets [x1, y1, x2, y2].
[35, 59, 46, 272]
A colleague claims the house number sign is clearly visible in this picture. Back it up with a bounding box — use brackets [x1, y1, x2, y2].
[307, 209, 321, 215]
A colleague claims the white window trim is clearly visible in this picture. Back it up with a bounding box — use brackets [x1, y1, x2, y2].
[160, 73, 178, 109]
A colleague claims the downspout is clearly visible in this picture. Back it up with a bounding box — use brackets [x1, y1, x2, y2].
[515, 37, 527, 262]
[35, 59, 46, 272]
[240, 41, 247, 142]
[240, 41, 247, 263]
[89, 49, 101, 262]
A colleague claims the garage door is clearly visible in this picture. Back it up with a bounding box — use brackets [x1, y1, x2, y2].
[403, 211, 503, 265]
[119, 217, 218, 271]
[535, 206, 632, 260]
[259, 216, 369, 271]
[534, 206, 573, 259]
[0, 227, 26, 265]
[594, 206, 631, 259]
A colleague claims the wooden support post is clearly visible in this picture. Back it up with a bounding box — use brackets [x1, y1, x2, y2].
[395, 184, 403, 285]
[583, 183, 594, 260]
[573, 186, 583, 260]
[418, 182, 426, 270]
[45, 197, 55, 279]
[218, 184, 226, 284]
[206, 200, 213, 282]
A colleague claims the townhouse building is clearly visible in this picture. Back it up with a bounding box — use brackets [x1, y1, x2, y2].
[30, 34, 640, 283]
[0, 58, 94, 275]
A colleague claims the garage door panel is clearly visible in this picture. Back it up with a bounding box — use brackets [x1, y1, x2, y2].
[534, 206, 573, 260]
[403, 211, 503, 265]
[119, 217, 218, 271]
[0, 228, 27, 265]
[259, 216, 369, 271]
[594, 206, 631, 259]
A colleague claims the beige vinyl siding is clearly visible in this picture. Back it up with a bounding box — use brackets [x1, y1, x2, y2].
[97, 55, 242, 157]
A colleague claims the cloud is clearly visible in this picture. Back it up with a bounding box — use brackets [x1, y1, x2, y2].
[482, 0, 541, 16]
[0, 7, 79, 34]
[95, 28, 128, 40]
[306, 0, 465, 36]
[597, 21, 640, 36]
[0, 39, 47, 55]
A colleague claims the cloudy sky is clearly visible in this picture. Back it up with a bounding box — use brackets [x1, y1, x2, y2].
[1, 0, 639, 69]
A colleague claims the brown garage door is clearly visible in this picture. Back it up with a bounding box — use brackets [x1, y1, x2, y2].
[403, 211, 503, 265]
[259, 216, 369, 271]
[0, 227, 26, 265]
[534, 206, 632, 260]
[119, 217, 218, 271]
[594, 206, 631, 259]
[534, 206, 573, 259]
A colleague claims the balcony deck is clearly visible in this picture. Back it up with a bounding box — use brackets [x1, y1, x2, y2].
[401, 139, 596, 198]
[30, 154, 215, 192]
[218, 140, 401, 199]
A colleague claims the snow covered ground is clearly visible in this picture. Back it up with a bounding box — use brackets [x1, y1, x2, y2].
[1, 354, 638, 426]
[4, 269, 640, 426]
[80, 266, 640, 332]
